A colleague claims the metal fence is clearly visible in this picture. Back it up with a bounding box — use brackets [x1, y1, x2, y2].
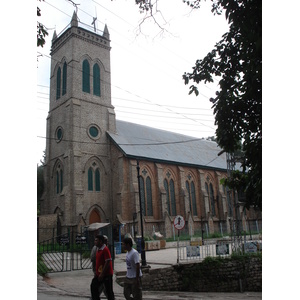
[37, 232, 92, 274]
[179, 239, 262, 262]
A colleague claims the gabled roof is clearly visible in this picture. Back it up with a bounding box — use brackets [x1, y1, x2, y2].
[107, 120, 229, 171]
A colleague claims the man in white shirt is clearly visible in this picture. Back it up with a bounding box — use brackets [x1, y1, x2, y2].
[123, 237, 142, 300]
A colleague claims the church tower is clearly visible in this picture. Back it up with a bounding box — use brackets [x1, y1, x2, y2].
[41, 12, 116, 232]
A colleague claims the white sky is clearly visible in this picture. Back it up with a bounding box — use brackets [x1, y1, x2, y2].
[36, 0, 229, 164]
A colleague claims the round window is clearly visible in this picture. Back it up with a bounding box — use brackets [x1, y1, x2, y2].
[88, 124, 101, 140]
[55, 127, 63, 142]
[89, 126, 99, 138]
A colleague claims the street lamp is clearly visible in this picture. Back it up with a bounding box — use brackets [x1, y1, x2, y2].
[136, 160, 147, 267]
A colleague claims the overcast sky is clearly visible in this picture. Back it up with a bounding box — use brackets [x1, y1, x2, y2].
[36, 0, 230, 164]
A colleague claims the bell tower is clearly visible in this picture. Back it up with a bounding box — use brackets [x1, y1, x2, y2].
[41, 11, 116, 231]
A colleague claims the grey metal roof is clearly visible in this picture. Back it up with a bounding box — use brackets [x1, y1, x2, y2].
[107, 120, 228, 171]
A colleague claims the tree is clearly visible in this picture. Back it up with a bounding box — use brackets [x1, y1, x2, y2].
[37, 0, 48, 48]
[135, 0, 262, 209]
[182, 0, 262, 210]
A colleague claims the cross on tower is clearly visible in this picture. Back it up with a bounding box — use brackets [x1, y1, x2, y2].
[91, 16, 97, 32]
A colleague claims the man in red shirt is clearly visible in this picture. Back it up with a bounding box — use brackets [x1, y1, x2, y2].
[90, 235, 114, 300]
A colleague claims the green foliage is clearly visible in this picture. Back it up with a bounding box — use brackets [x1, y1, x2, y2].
[182, 0, 262, 210]
[37, 0, 48, 48]
[231, 251, 262, 261]
[202, 255, 225, 265]
[37, 254, 50, 276]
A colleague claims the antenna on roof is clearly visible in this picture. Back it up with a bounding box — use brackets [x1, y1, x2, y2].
[91, 6, 97, 32]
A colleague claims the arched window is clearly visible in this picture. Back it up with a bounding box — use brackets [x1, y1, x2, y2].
[56, 171, 59, 194]
[60, 169, 63, 193]
[146, 177, 153, 216]
[139, 174, 153, 216]
[88, 167, 93, 191]
[205, 181, 216, 216]
[95, 168, 100, 191]
[93, 63, 100, 96]
[62, 62, 67, 95]
[170, 179, 176, 216]
[55, 164, 63, 194]
[164, 178, 176, 216]
[82, 59, 90, 93]
[163, 179, 170, 215]
[191, 181, 197, 215]
[56, 67, 61, 100]
[186, 180, 197, 216]
[209, 183, 216, 216]
[88, 165, 101, 192]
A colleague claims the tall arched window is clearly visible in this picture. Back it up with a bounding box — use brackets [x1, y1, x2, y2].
[88, 167, 93, 191]
[62, 62, 67, 95]
[55, 163, 63, 194]
[170, 179, 176, 216]
[205, 182, 216, 216]
[164, 179, 170, 215]
[82, 59, 90, 93]
[164, 178, 176, 216]
[60, 169, 63, 193]
[93, 63, 100, 96]
[95, 168, 100, 191]
[56, 67, 61, 100]
[209, 183, 216, 216]
[88, 165, 101, 192]
[186, 180, 197, 216]
[146, 177, 153, 216]
[191, 181, 197, 215]
[139, 175, 153, 216]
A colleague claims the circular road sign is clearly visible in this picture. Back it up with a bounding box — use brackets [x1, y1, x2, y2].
[174, 215, 185, 230]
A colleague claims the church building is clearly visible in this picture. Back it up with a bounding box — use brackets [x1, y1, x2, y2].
[39, 12, 261, 242]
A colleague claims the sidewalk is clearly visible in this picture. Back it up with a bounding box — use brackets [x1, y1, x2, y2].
[38, 248, 262, 299]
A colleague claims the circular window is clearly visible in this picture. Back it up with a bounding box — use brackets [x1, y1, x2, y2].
[88, 124, 101, 140]
[89, 126, 99, 137]
[55, 127, 63, 142]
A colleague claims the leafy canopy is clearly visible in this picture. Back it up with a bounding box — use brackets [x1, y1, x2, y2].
[37, 0, 48, 48]
[182, 0, 262, 209]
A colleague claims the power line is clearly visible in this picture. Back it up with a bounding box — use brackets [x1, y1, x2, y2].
[37, 52, 215, 130]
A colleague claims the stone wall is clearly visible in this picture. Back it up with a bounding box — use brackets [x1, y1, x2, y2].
[37, 214, 58, 242]
[141, 256, 261, 292]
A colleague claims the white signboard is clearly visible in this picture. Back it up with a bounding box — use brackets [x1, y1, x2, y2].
[174, 215, 185, 230]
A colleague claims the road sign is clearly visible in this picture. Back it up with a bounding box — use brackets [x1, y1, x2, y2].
[173, 215, 185, 230]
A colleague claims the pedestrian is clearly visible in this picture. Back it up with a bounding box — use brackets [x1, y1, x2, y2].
[90, 235, 114, 300]
[123, 237, 142, 300]
[98, 235, 109, 299]
[90, 237, 98, 275]
[90, 235, 108, 299]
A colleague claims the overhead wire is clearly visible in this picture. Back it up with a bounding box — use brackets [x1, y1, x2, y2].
[37, 51, 216, 130]
[37, 0, 219, 146]
[37, 0, 225, 167]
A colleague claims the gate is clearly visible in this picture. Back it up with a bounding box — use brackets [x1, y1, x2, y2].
[37, 231, 92, 274]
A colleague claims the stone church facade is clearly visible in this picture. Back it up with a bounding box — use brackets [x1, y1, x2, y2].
[39, 12, 261, 241]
